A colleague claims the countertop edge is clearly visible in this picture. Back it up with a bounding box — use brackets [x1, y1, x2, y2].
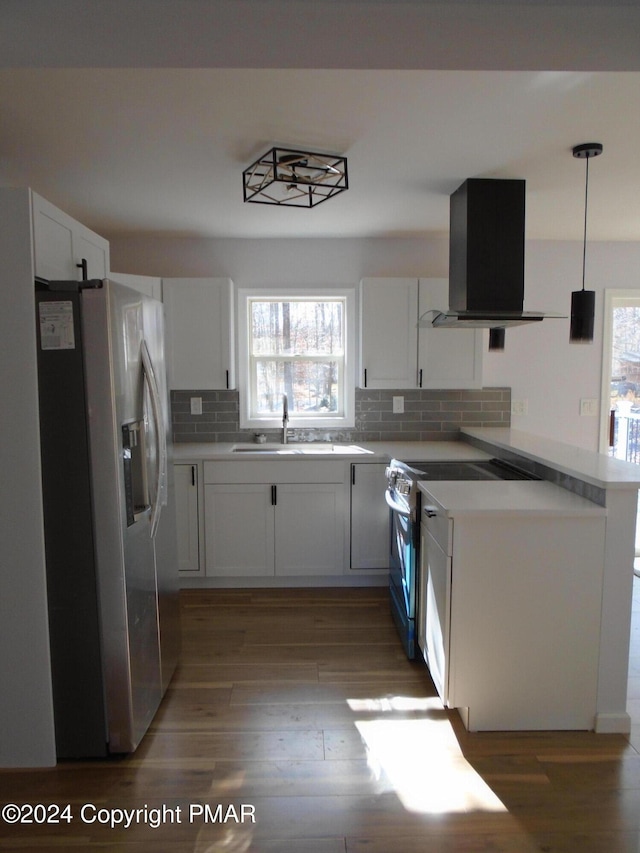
[172, 440, 493, 464]
[173, 428, 640, 490]
[418, 479, 607, 516]
[461, 427, 640, 490]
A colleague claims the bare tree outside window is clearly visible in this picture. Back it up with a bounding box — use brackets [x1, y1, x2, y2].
[249, 298, 345, 418]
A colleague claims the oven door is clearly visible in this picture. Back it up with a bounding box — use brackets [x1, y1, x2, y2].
[386, 489, 418, 659]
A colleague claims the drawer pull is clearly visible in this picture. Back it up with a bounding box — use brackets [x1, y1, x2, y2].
[424, 506, 438, 518]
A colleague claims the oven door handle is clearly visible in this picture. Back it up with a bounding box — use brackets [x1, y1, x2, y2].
[385, 488, 411, 516]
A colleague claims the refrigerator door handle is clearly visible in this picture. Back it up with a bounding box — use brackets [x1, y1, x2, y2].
[140, 339, 167, 539]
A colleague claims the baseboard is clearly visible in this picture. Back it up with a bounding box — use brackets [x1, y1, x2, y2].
[179, 574, 389, 589]
[594, 712, 632, 734]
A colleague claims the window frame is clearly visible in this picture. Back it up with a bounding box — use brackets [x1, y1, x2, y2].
[238, 287, 356, 430]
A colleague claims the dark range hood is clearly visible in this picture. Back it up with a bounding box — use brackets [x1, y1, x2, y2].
[423, 178, 563, 329]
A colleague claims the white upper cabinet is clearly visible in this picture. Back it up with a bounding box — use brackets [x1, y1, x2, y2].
[163, 277, 235, 390]
[359, 277, 483, 391]
[31, 192, 109, 281]
[110, 272, 163, 301]
[418, 278, 483, 389]
[359, 278, 419, 388]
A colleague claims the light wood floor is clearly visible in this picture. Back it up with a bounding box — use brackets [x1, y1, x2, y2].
[2, 581, 640, 852]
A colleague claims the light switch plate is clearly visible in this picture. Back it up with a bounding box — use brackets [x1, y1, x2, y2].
[190, 396, 203, 416]
[393, 396, 404, 414]
[511, 400, 528, 415]
[580, 398, 599, 416]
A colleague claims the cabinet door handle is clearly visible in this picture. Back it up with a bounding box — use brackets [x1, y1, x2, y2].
[76, 258, 88, 280]
[418, 368, 423, 388]
[351, 464, 356, 485]
[226, 369, 230, 389]
[424, 506, 438, 518]
[191, 465, 196, 487]
[271, 484, 277, 506]
[363, 368, 367, 388]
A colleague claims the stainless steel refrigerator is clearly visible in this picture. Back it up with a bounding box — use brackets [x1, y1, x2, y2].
[35, 278, 180, 758]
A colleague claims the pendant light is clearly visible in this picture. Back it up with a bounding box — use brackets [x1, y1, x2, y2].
[488, 328, 506, 351]
[570, 142, 603, 343]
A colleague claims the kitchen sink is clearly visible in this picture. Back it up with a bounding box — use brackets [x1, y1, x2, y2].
[231, 443, 372, 455]
[232, 444, 290, 453]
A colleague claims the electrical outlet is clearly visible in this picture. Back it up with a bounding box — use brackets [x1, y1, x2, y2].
[190, 396, 203, 416]
[511, 400, 528, 416]
[392, 396, 404, 414]
[580, 398, 599, 416]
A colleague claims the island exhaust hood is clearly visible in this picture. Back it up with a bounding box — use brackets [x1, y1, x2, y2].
[422, 178, 563, 330]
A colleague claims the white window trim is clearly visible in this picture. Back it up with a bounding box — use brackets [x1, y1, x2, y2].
[238, 287, 356, 430]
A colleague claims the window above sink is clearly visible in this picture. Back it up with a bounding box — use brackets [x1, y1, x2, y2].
[237, 288, 356, 431]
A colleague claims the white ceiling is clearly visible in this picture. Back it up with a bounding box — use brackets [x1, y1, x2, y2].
[1, 1, 639, 242]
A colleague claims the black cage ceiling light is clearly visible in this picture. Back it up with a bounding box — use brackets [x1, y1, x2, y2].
[570, 142, 603, 343]
[242, 147, 348, 208]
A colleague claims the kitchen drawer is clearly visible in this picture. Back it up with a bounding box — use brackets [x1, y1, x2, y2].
[204, 459, 346, 484]
[421, 503, 453, 555]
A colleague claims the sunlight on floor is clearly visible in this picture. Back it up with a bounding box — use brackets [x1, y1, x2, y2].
[194, 827, 253, 853]
[350, 696, 507, 816]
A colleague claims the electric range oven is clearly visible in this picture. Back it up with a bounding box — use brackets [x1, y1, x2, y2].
[385, 457, 538, 659]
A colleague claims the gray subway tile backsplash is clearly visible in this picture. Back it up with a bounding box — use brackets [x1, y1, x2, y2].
[171, 387, 511, 443]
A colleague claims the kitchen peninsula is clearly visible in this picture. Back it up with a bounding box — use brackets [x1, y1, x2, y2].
[459, 427, 640, 734]
[177, 427, 640, 734]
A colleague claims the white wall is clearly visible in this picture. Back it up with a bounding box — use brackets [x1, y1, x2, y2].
[110, 234, 449, 284]
[112, 234, 640, 452]
[0, 188, 57, 767]
[484, 241, 640, 450]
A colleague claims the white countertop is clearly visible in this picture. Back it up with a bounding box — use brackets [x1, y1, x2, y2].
[174, 429, 640, 490]
[462, 427, 640, 489]
[172, 440, 492, 463]
[418, 479, 606, 517]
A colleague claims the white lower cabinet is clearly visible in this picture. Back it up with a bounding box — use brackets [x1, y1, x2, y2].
[204, 461, 346, 579]
[419, 525, 450, 702]
[274, 483, 345, 576]
[205, 484, 275, 577]
[420, 503, 605, 731]
[174, 464, 203, 576]
[350, 462, 389, 570]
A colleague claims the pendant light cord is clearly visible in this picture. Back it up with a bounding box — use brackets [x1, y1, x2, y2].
[581, 154, 590, 293]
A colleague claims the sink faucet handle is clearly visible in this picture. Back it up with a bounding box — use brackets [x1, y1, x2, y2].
[282, 394, 289, 444]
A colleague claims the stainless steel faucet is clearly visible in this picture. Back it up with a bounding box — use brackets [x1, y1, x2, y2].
[282, 393, 289, 444]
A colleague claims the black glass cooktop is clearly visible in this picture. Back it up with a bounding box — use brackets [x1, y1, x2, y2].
[410, 458, 538, 481]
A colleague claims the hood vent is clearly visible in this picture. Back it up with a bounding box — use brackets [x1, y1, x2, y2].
[423, 178, 563, 329]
